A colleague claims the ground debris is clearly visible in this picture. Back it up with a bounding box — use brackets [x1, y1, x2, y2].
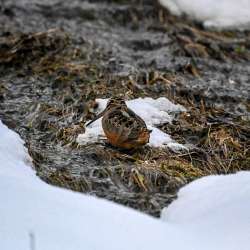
[0, 29, 69, 65]
[0, 0, 249, 217]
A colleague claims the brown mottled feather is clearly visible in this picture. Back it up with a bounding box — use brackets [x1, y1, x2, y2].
[87, 97, 151, 149]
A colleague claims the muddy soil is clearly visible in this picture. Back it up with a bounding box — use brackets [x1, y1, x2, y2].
[0, 0, 249, 216]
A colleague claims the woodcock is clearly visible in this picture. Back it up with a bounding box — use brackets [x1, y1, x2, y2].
[86, 97, 152, 149]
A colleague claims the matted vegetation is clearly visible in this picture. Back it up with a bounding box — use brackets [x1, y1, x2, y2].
[0, 0, 249, 216]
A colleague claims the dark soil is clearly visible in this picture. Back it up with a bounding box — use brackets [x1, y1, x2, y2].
[0, 0, 249, 217]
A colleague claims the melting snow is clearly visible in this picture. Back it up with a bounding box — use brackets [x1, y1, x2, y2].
[0, 119, 250, 250]
[159, 0, 250, 29]
[77, 97, 186, 150]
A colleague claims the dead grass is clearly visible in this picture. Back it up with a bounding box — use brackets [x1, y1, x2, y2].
[0, 8, 249, 216]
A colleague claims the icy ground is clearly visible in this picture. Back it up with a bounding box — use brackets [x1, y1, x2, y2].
[159, 0, 250, 29]
[77, 97, 187, 150]
[1, 119, 250, 250]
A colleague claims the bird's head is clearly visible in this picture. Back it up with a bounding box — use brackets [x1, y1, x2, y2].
[86, 96, 127, 127]
[106, 96, 126, 109]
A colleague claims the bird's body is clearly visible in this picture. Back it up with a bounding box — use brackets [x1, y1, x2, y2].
[86, 97, 151, 149]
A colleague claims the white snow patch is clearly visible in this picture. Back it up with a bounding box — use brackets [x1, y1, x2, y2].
[1, 119, 250, 250]
[159, 0, 250, 29]
[148, 126, 186, 150]
[0, 120, 173, 249]
[0, 121, 33, 180]
[77, 97, 186, 150]
[161, 171, 250, 250]
[0, 119, 195, 250]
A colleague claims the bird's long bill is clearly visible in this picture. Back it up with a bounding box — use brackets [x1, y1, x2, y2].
[85, 109, 107, 127]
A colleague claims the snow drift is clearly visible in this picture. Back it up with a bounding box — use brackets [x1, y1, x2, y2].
[159, 0, 250, 29]
[1, 119, 250, 250]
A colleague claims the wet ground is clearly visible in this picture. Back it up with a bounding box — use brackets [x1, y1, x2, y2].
[0, 0, 249, 216]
